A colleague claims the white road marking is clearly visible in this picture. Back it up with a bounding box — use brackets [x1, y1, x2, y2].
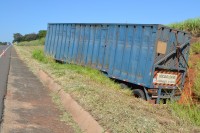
[0, 45, 12, 58]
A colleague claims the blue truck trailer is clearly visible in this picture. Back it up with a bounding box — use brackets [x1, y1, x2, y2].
[44, 23, 190, 103]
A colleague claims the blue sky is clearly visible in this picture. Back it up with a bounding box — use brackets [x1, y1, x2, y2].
[0, 0, 200, 42]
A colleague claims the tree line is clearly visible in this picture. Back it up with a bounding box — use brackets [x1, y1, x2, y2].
[0, 42, 7, 45]
[13, 30, 46, 43]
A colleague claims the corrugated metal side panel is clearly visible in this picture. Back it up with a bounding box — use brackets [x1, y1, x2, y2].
[59, 24, 68, 61]
[50, 25, 57, 56]
[45, 24, 158, 88]
[56, 24, 63, 60]
[108, 25, 157, 87]
[44, 24, 52, 55]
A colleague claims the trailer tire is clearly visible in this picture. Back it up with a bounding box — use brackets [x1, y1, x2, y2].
[133, 89, 146, 100]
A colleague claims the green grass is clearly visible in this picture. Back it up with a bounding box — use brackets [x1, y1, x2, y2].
[193, 61, 200, 98]
[170, 102, 200, 126]
[16, 38, 45, 46]
[169, 18, 200, 37]
[191, 42, 200, 54]
[32, 49, 124, 92]
[32, 49, 54, 64]
[189, 42, 200, 99]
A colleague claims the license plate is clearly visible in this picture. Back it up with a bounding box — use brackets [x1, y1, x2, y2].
[154, 73, 177, 85]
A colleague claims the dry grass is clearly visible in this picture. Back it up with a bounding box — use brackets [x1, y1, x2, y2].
[15, 45, 200, 133]
[51, 93, 82, 133]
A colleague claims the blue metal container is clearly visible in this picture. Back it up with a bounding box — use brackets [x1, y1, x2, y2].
[45, 23, 190, 103]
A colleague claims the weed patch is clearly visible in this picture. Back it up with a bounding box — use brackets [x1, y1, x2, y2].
[32, 49, 54, 64]
[170, 102, 200, 126]
[16, 38, 45, 46]
[169, 18, 200, 37]
[51, 93, 82, 133]
[191, 42, 200, 54]
[32, 49, 121, 90]
[193, 61, 200, 97]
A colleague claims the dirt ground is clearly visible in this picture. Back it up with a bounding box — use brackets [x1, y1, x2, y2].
[179, 37, 200, 104]
[191, 37, 200, 44]
[1, 48, 75, 132]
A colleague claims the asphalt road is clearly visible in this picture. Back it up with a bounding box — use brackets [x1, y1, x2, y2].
[0, 45, 12, 122]
[1, 47, 75, 133]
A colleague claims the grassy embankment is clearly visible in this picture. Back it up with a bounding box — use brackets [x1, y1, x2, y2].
[168, 18, 200, 127]
[16, 28, 200, 133]
[15, 37, 45, 46]
[16, 46, 199, 132]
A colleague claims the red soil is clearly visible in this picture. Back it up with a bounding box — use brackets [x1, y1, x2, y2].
[179, 42, 200, 104]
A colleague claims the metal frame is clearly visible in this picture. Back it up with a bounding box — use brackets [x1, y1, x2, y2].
[149, 27, 190, 103]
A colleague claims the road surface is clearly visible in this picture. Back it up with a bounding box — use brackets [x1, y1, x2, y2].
[0, 45, 12, 122]
[1, 47, 74, 133]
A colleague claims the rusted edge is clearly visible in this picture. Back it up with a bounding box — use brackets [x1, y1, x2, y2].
[38, 69, 104, 133]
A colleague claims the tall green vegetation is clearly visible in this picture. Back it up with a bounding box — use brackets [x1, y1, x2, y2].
[38, 30, 47, 39]
[189, 41, 200, 98]
[13, 30, 46, 43]
[16, 38, 45, 46]
[170, 102, 200, 126]
[0, 42, 7, 45]
[169, 18, 200, 37]
[193, 61, 200, 98]
[32, 48, 52, 63]
[191, 42, 200, 54]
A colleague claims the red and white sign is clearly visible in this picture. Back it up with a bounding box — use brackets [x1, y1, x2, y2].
[153, 73, 177, 85]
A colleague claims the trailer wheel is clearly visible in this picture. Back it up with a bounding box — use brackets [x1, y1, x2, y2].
[133, 89, 146, 100]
